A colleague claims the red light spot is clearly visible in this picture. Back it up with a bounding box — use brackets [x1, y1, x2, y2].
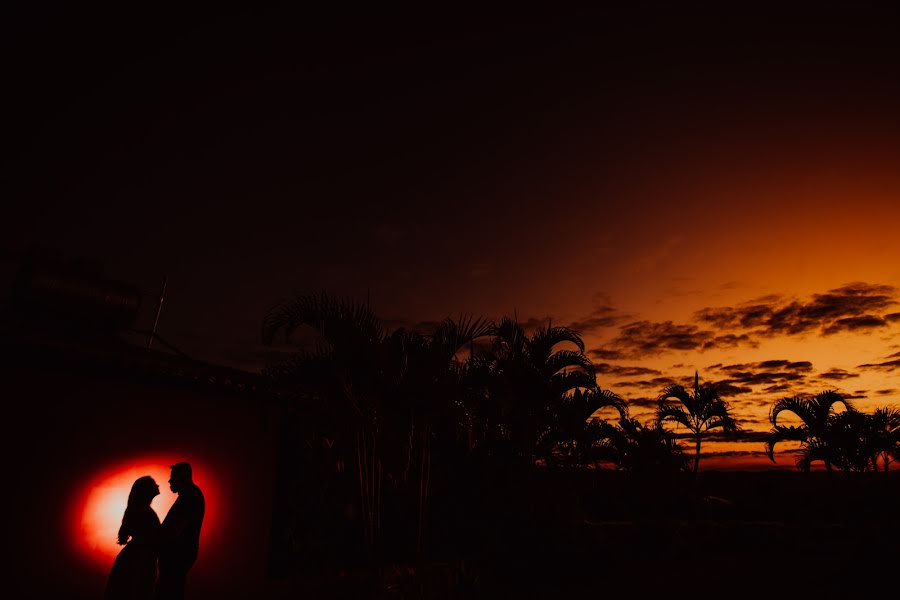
[71, 456, 221, 569]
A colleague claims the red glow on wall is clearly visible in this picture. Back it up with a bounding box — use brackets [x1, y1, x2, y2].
[70, 455, 222, 570]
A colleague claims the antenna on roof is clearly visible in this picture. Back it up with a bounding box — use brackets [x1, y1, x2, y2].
[147, 275, 168, 351]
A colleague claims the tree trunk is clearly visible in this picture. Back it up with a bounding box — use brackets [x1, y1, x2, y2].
[692, 434, 701, 475]
[357, 424, 382, 560]
[416, 426, 431, 560]
[356, 428, 372, 552]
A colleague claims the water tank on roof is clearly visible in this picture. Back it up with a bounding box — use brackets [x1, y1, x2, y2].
[12, 258, 142, 330]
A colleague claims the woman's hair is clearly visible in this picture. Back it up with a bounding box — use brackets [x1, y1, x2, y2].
[116, 476, 157, 545]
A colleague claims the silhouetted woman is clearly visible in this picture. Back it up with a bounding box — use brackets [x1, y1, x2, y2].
[104, 476, 161, 600]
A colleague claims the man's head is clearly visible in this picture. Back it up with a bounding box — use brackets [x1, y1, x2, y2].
[169, 462, 193, 494]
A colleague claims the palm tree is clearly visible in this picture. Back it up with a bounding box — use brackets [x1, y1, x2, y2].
[591, 416, 688, 474]
[764, 390, 854, 472]
[826, 409, 880, 473]
[824, 406, 900, 473]
[538, 388, 627, 467]
[480, 317, 601, 465]
[262, 293, 390, 555]
[867, 406, 900, 472]
[657, 372, 740, 475]
[382, 316, 492, 556]
[788, 406, 899, 474]
[262, 292, 490, 558]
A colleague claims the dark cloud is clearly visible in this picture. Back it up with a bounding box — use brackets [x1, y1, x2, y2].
[876, 389, 897, 395]
[610, 355, 869, 411]
[608, 321, 757, 358]
[696, 450, 771, 459]
[746, 398, 780, 408]
[756, 360, 813, 372]
[798, 282, 895, 317]
[613, 376, 679, 391]
[616, 371, 766, 398]
[600, 283, 895, 362]
[714, 382, 754, 396]
[595, 363, 662, 378]
[694, 302, 778, 330]
[614, 320, 711, 354]
[519, 317, 554, 331]
[694, 282, 897, 337]
[695, 430, 772, 444]
[589, 348, 624, 360]
[720, 371, 806, 387]
[817, 368, 859, 381]
[762, 383, 795, 394]
[704, 360, 818, 396]
[756, 359, 790, 370]
[617, 396, 659, 409]
[567, 305, 631, 333]
[822, 315, 887, 335]
[718, 360, 812, 374]
[701, 333, 756, 351]
[886, 313, 900, 323]
[857, 358, 900, 372]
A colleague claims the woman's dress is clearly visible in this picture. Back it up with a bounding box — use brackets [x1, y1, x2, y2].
[104, 507, 160, 600]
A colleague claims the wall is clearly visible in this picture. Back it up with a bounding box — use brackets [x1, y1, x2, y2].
[2, 349, 281, 599]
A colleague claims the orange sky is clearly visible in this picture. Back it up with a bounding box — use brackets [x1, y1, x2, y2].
[548, 128, 900, 468]
[8, 5, 900, 470]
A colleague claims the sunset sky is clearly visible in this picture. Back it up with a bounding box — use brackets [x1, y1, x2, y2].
[5, 3, 900, 468]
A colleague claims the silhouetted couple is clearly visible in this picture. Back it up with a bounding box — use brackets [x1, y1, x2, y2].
[105, 462, 205, 600]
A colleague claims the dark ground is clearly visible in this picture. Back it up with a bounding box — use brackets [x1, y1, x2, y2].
[267, 469, 900, 599]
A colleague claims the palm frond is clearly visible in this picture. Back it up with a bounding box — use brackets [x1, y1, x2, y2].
[812, 390, 854, 422]
[795, 440, 831, 472]
[590, 389, 629, 420]
[764, 425, 807, 462]
[542, 349, 597, 379]
[703, 413, 740, 434]
[489, 317, 528, 356]
[560, 388, 626, 424]
[528, 325, 586, 362]
[770, 396, 816, 428]
[657, 404, 693, 431]
[872, 406, 900, 430]
[549, 370, 598, 397]
[658, 384, 694, 412]
[262, 292, 384, 351]
[430, 314, 493, 359]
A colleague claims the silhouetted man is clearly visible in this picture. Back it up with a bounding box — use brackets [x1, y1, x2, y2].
[156, 462, 205, 600]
